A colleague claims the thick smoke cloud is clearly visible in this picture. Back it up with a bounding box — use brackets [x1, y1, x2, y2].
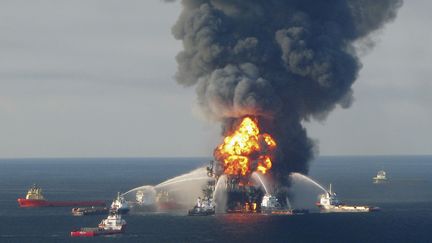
[171, 0, 403, 185]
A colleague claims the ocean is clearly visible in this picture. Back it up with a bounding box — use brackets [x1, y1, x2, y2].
[1, 156, 432, 243]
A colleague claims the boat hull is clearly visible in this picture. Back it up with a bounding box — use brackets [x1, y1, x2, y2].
[70, 228, 124, 237]
[72, 207, 109, 216]
[18, 198, 105, 208]
[71, 230, 96, 237]
[316, 203, 380, 213]
[264, 208, 310, 215]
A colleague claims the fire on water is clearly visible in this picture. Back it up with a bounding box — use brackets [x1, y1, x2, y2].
[214, 117, 277, 176]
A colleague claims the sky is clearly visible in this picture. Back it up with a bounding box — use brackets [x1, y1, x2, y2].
[0, 0, 430, 158]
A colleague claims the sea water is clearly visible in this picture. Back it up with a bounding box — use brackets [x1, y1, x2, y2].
[1, 156, 432, 243]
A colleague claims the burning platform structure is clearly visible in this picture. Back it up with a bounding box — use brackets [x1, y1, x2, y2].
[225, 176, 264, 213]
[208, 117, 278, 213]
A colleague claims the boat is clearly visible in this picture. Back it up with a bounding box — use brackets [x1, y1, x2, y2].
[17, 184, 105, 208]
[261, 194, 309, 215]
[188, 197, 215, 216]
[72, 206, 109, 216]
[373, 170, 387, 183]
[110, 192, 130, 214]
[188, 181, 216, 216]
[316, 184, 380, 213]
[70, 211, 126, 237]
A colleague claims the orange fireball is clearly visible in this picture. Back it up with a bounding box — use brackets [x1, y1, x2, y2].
[214, 117, 276, 176]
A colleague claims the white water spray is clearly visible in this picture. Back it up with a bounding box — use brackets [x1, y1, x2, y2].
[123, 167, 210, 195]
[290, 172, 327, 193]
[155, 177, 211, 189]
[286, 197, 292, 210]
[213, 175, 227, 199]
[122, 166, 212, 210]
[123, 185, 154, 196]
[213, 175, 227, 213]
[155, 167, 208, 187]
[251, 172, 269, 194]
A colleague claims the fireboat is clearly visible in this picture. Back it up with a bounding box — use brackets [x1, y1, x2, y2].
[188, 196, 215, 216]
[110, 192, 130, 214]
[188, 181, 216, 216]
[316, 184, 380, 213]
[70, 211, 126, 237]
[17, 184, 105, 208]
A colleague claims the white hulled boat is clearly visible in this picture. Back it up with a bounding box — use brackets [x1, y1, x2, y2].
[316, 184, 380, 213]
[110, 192, 130, 214]
[71, 211, 126, 237]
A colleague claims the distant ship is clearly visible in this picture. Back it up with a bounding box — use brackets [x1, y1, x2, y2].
[17, 184, 105, 208]
[70, 211, 126, 237]
[373, 170, 387, 183]
[110, 192, 130, 214]
[316, 184, 380, 213]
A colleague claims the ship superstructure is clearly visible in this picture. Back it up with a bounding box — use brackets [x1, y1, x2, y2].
[188, 181, 215, 216]
[261, 194, 281, 211]
[71, 211, 126, 237]
[98, 212, 127, 231]
[261, 194, 309, 215]
[25, 184, 45, 200]
[110, 192, 130, 214]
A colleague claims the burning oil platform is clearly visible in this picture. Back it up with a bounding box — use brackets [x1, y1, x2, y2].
[207, 117, 279, 213]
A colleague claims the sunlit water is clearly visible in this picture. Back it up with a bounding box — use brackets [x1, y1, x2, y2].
[1, 156, 432, 242]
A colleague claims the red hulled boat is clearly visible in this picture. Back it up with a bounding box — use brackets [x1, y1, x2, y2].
[17, 185, 105, 208]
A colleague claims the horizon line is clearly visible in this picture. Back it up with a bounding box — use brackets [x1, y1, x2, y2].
[0, 154, 431, 160]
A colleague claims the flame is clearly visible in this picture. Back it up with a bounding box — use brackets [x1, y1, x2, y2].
[214, 117, 276, 176]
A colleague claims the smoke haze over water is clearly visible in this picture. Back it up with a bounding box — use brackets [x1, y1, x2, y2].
[170, 0, 403, 186]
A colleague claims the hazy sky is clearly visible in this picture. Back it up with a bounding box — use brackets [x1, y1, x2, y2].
[0, 0, 431, 158]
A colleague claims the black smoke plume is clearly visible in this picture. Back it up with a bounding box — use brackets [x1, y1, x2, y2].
[170, 0, 403, 186]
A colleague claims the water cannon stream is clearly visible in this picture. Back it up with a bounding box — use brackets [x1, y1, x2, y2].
[290, 172, 328, 194]
[251, 172, 269, 194]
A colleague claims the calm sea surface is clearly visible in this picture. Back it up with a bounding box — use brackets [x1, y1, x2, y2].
[1, 156, 432, 243]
